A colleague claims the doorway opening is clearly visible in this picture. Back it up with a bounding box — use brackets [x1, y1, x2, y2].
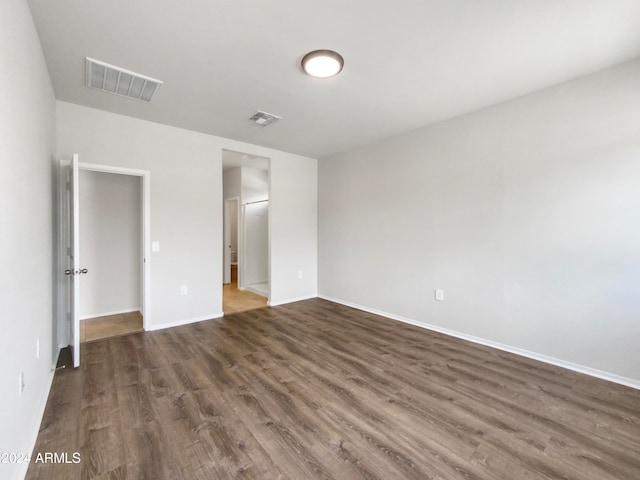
[58, 157, 150, 367]
[79, 169, 143, 343]
[222, 149, 270, 314]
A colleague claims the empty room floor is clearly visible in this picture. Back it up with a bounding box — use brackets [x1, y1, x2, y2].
[27, 299, 640, 479]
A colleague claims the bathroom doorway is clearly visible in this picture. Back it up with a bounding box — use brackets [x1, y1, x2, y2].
[222, 149, 270, 314]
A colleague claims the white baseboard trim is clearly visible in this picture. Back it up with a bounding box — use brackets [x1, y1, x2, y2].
[245, 285, 269, 297]
[318, 294, 640, 391]
[269, 294, 318, 307]
[146, 312, 224, 332]
[21, 368, 56, 480]
[80, 308, 140, 320]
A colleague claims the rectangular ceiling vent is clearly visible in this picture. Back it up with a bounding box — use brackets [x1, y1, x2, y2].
[85, 57, 163, 102]
[249, 110, 281, 127]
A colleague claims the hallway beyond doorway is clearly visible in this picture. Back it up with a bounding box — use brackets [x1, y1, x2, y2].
[223, 265, 267, 314]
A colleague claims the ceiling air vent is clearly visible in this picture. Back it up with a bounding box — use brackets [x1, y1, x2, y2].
[85, 57, 163, 102]
[249, 110, 281, 127]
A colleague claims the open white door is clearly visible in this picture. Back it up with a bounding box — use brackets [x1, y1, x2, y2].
[63, 154, 82, 368]
[71, 154, 80, 367]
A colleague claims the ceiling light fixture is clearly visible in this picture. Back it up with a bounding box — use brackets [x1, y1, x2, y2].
[301, 50, 344, 78]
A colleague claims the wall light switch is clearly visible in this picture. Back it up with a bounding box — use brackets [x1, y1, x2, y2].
[180, 285, 188, 296]
[298, 271, 303, 279]
[152, 241, 160, 252]
[435, 288, 444, 302]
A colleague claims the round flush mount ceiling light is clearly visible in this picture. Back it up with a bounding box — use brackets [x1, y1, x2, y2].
[301, 50, 344, 78]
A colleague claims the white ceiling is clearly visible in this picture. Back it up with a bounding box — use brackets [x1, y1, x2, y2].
[27, 0, 640, 159]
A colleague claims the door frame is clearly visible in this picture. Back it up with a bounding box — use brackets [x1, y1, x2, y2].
[220, 149, 271, 307]
[223, 196, 239, 285]
[79, 163, 151, 331]
[58, 162, 151, 354]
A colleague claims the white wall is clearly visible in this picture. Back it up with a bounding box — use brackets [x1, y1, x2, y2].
[57, 102, 224, 329]
[269, 154, 318, 305]
[228, 200, 238, 263]
[57, 101, 318, 326]
[223, 168, 241, 268]
[223, 167, 241, 200]
[244, 202, 269, 285]
[0, 1, 56, 478]
[79, 170, 141, 318]
[319, 59, 640, 387]
[242, 167, 268, 204]
[242, 167, 269, 287]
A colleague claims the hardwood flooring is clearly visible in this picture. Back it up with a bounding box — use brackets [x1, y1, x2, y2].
[223, 266, 267, 314]
[27, 298, 640, 479]
[81, 311, 143, 343]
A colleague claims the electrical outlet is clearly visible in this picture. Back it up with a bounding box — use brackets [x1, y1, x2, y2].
[180, 285, 188, 296]
[435, 288, 444, 302]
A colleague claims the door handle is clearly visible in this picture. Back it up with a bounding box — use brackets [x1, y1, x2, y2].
[64, 268, 88, 275]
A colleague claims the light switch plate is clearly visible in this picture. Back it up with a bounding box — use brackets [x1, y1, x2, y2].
[152, 241, 160, 252]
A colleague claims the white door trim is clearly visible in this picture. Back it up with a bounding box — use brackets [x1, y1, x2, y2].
[223, 196, 239, 285]
[79, 162, 151, 330]
[71, 155, 80, 367]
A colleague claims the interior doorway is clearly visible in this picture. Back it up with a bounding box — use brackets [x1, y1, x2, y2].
[58, 157, 150, 367]
[222, 149, 270, 314]
[79, 169, 143, 343]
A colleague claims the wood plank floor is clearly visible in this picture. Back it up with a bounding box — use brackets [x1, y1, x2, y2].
[223, 266, 267, 314]
[27, 298, 640, 479]
[81, 311, 143, 343]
